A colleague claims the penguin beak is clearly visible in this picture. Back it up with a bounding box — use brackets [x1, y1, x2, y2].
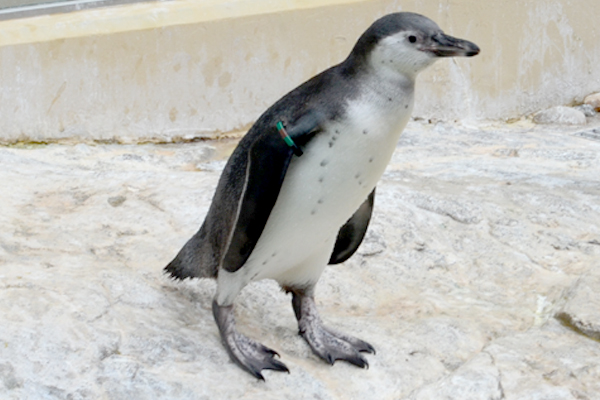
[424, 32, 480, 57]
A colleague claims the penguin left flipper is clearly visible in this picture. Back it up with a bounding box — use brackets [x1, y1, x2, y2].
[222, 110, 324, 273]
[329, 189, 375, 264]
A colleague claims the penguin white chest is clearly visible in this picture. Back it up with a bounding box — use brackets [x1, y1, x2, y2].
[246, 93, 413, 285]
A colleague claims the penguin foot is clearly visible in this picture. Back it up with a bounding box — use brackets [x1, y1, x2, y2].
[291, 291, 375, 368]
[212, 299, 289, 380]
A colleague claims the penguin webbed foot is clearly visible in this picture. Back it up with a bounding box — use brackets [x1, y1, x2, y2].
[212, 300, 289, 380]
[302, 322, 374, 368]
[291, 291, 375, 368]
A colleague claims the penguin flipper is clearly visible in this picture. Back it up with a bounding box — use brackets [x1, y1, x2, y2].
[222, 111, 324, 273]
[329, 188, 375, 264]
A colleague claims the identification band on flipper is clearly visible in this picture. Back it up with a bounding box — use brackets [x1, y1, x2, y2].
[276, 121, 303, 156]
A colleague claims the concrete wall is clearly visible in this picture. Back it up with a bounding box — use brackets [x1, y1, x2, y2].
[1, 0, 599, 144]
[1, 0, 57, 8]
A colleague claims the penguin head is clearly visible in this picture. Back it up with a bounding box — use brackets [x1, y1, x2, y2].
[347, 12, 480, 77]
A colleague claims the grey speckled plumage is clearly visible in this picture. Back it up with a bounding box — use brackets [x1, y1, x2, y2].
[164, 12, 479, 380]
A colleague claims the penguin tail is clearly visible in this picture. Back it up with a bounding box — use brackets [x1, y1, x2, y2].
[163, 257, 197, 281]
[164, 231, 218, 280]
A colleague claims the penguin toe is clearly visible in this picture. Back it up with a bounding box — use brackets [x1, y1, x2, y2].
[328, 329, 376, 355]
[345, 352, 369, 369]
[266, 357, 290, 374]
[225, 331, 290, 380]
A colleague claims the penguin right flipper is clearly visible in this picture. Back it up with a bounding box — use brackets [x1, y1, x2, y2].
[329, 188, 375, 264]
[221, 110, 324, 273]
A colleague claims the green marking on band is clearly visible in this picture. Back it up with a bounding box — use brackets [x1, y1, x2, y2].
[277, 121, 296, 147]
[277, 120, 303, 156]
[283, 136, 295, 147]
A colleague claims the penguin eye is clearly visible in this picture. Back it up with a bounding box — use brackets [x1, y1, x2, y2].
[408, 35, 417, 43]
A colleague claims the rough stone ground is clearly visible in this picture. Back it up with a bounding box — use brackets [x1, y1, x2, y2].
[1, 119, 600, 399]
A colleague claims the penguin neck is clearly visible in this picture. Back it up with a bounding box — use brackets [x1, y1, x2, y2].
[366, 64, 415, 100]
[341, 53, 416, 104]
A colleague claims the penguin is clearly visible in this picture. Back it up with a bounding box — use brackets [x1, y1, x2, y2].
[165, 12, 479, 380]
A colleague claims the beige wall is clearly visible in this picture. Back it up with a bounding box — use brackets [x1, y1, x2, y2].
[0, 0, 599, 144]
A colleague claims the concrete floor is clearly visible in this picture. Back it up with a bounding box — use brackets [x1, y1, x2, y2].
[1, 119, 600, 399]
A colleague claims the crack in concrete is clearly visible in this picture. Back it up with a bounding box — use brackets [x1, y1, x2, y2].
[486, 350, 506, 400]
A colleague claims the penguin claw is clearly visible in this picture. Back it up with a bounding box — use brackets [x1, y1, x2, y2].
[246, 355, 289, 381]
